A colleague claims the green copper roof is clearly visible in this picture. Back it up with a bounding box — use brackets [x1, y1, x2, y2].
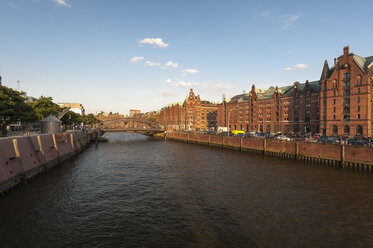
[353, 55, 373, 72]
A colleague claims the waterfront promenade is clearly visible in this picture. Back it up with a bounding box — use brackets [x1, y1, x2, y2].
[165, 131, 373, 171]
[0, 131, 89, 195]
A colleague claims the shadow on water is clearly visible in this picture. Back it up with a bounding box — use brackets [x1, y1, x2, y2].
[1, 133, 373, 248]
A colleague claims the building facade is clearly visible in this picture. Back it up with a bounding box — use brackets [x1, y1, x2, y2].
[156, 89, 218, 131]
[157, 46, 372, 137]
[320, 46, 373, 137]
[58, 103, 85, 115]
[218, 82, 320, 134]
[129, 109, 141, 116]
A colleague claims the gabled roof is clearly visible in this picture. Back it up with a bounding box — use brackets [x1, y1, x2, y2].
[226, 93, 246, 103]
[320, 59, 330, 81]
[353, 55, 373, 72]
[258, 87, 277, 99]
[225, 80, 320, 104]
[41, 115, 62, 123]
[308, 80, 320, 91]
[278, 81, 320, 97]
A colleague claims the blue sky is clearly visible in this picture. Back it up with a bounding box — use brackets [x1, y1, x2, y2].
[0, 0, 372, 114]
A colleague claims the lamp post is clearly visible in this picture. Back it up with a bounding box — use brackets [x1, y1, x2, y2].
[227, 106, 240, 136]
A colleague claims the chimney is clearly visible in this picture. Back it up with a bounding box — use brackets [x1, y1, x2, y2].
[334, 58, 337, 65]
[0, 76, 2, 86]
[343, 46, 349, 56]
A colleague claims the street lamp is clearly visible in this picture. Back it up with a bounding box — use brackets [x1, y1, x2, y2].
[227, 106, 240, 136]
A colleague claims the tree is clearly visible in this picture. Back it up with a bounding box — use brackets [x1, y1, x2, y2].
[61, 111, 83, 125]
[82, 113, 101, 126]
[148, 116, 158, 127]
[31, 96, 61, 121]
[0, 86, 38, 136]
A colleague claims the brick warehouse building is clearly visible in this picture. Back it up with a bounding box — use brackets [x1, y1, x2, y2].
[218, 81, 320, 134]
[158, 46, 372, 137]
[157, 89, 218, 131]
[320, 46, 373, 137]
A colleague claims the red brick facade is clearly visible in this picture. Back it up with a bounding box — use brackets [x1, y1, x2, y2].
[217, 82, 320, 134]
[156, 89, 218, 131]
[320, 46, 373, 137]
[157, 47, 372, 137]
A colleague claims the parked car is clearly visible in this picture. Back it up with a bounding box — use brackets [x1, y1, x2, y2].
[244, 132, 255, 138]
[204, 130, 215, 135]
[254, 132, 265, 137]
[317, 136, 339, 144]
[219, 131, 229, 136]
[264, 133, 276, 139]
[313, 133, 321, 139]
[231, 130, 245, 136]
[347, 138, 368, 146]
[277, 135, 291, 141]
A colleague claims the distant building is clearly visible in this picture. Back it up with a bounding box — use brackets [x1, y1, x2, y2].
[25, 96, 37, 103]
[130, 109, 141, 116]
[96, 111, 125, 129]
[156, 89, 218, 131]
[58, 103, 85, 115]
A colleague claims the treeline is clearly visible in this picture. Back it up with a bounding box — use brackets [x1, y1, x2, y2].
[0, 85, 100, 136]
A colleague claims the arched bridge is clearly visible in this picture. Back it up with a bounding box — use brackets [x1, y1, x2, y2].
[100, 128, 165, 137]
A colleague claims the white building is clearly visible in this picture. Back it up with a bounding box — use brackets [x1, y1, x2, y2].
[58, 103, 85, 115]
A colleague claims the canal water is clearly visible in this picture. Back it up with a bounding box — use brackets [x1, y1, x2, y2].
[1, 133, 373, 248]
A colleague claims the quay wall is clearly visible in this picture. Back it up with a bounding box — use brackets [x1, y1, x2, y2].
[0, 131, 89, 195]
[166, 132, 373, 172]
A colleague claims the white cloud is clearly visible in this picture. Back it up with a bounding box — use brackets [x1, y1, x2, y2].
[181, 68, 200, 74]
[284, 67, 292, 71]
[294, 64, 306, 69]
[165, 79, 172, 84]
[281, 15, 299, 30]
[162, 90, 173, 97]
[165, 61, 179, 68]
[139, 38, 169, 48]
[53, 0, 71, 8]
[215, 83, 232, 90]
[144, 61, 160, 67]
[130, 56, 144, 63]
[173, 81, 200, 88]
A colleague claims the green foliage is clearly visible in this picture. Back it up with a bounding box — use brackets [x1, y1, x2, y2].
[148, 116, 158, 124]
[31, 96, 61, 121]
[0, 86, 38, 136]
[82, 113, 101, 125]
[61, 111, 83, 125]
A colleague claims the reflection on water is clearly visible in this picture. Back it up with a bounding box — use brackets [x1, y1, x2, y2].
[1, 132, 373, 248]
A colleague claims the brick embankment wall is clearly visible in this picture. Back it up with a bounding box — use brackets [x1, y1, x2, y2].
[165, 131, 373, 172]
[0, 131, 89, 195]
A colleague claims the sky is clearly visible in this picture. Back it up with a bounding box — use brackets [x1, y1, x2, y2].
[0, 0, 372, 114]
